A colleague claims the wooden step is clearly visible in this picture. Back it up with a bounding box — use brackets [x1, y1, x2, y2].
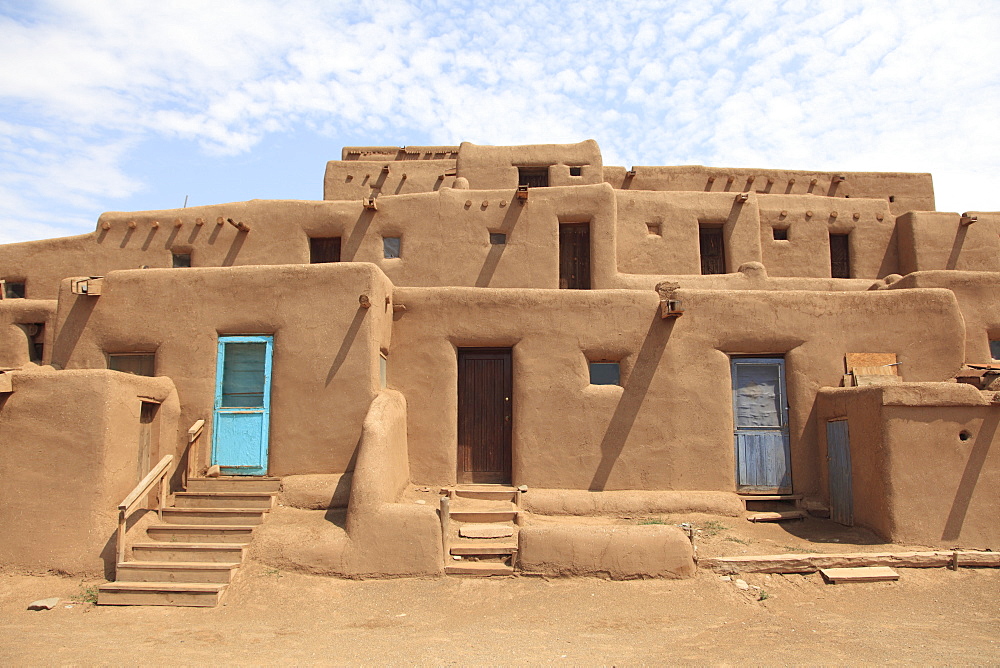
[186, 477, 280, 493]
[444, 562, 514, 577]
[451, 486, 518, 502]
[451, 544, 517, 556]
[161, 508, 266, 525]
[115, 561, 239, 583]
[131, 542, 244, 563]
[147, 524, 255, 544]
[450, 510, 517, 523]
[173, 492, 275, 509]
[747, 510, 807, 522]
[98, 581, 227, 607]
[739, 494, 802, 502]
[820, 566, 900, 584]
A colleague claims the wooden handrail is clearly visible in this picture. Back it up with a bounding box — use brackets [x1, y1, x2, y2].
[186, 419, 205, 485]
[116, 454, 173, 567]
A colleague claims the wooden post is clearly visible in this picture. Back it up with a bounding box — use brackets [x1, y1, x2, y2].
[158, 474, 168, 521]
[439, 495, 451, 566]
[116, 509, 126, 569]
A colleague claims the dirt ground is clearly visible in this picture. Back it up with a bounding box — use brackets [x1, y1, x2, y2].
[2, 514, 997, 665]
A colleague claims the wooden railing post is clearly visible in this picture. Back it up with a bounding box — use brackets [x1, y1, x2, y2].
[116, 509, 126, 569]
[186, 419, 205, 484]
[439, 495, 451, 567]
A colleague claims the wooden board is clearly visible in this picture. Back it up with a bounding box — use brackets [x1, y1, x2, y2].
[820, 566, 899, 583]
[845, 353, 897, 373]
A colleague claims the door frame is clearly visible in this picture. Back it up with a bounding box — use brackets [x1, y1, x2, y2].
[731, 356, 792, 494]
[457, 347, 513, 485]
[211, 334, 274, 476]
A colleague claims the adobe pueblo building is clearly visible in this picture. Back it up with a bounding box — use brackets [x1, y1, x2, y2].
[1, 140, 998, 605]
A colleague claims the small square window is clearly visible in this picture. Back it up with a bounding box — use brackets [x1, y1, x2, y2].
[569, 166, 582, 177]
[489, 233, 507, 245]
[2, 281, 25, 299]
[172, 253, 191, 268]
[646, 223, 661, 236]
[109, 353, 155, 376]
[990, 340, 1000, 360]
[589, 362, 621, 386]
[518, 167, 549, 188]
[773, 227, 788, 240]
[383, 237, 401, 259]
[310, 237, 341, 263]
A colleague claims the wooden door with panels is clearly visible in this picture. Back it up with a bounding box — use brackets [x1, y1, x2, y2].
[457, 348, 512, 484]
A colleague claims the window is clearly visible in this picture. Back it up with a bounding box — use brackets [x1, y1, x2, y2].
[310, 237, 341, 263]
[383, 237, 401, 259]
[990, 340, 1000, 360]
[569, 166, 582, 177]
[489, 233, 507, 245]
[172, 253, 191, 268]
[830, 233, 850, 278]
[772, 227, 788, 240]
[647, 223, 661, 236]
[3, 281, 25, 299]
[589, 362, 621, 386]
[23, 323, 44, 362]
[109, 353, 155, 376]
[518, 167, 549, 188]
[699, 226, 726, 275]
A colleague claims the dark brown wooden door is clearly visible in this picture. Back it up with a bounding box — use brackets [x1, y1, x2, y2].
[559, 223, 590, 289]
[458, 348, 512, 484]
[699, 227, 726, 274]
[830, 233, 850, 278]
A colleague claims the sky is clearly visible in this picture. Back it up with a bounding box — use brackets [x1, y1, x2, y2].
[1, 0, 998, 244]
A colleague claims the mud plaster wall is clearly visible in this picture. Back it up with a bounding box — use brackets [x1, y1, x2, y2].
[0, 300, 56, 368]
[324, 159, 457, 201]
[896, 212, 1000, 274]
[456, 140, 604, 190]
[48, 263, 392, 476]
[889, 271, 1000, 363]
[0, 370, 178, 575]
[390, 286, 964, 499]
[602, 166, 934, 216]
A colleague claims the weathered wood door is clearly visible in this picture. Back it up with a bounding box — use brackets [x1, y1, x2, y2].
[212, 335, 273, 476]
[826, 419, 854, 525]
[732, 357, 792, 493]
[137, 401, 157, 483]
[830, 233, 850, 278]
[458, 348, 512, 484]
[559, 223, 590, 289]
[700, 227, 726, 274]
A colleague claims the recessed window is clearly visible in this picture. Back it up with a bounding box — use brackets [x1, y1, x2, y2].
[569, 166, 582, 177]
[518, 167, 549, 188]
[773, 227, 788, 240]
[989, 340, 1000, 360]
[647, 223, 661, 236]
[310, 237, 341, 263]
[830, 233, 850, 278]
[172, 253, 191, 268]
[489, 233, 507, 245]
[383, 237, 401, 259]
[589, 362, 621, 386]
[3, 281, 25, 299]
[109, 353, 155, 377]
[889, 195, 896, 203]
[699, 226, 726, 275]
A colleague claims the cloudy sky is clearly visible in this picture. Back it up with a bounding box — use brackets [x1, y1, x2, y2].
[1, 0, 998, 244]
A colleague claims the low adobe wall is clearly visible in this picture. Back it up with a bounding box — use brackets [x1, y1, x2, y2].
[0, 369, 179, 576]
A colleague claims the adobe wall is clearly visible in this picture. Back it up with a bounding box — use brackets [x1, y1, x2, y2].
[324, 159, 458, 201]
[456, 140, 604, 190]
[0, 299, 56, 368]
[0, 369, 179, 575]
[817, 384, 999, 546]
[47, 263, 393, 476]
[897, 212, 1000, 274]
[389, 285, 964, 501]
[603, 165, 935, 215]
[889, 271, 1000, 363]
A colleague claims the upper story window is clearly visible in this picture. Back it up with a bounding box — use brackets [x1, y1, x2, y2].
[108, 353, 155, 376]
[830, 233, 850, 278]
[589, 362, 621, 386]
[990, 340, 1000, 360]
[569, 166, 582, 176]
[699, 226, 726, 275]
[2, 281, 25, 299]
[310, 237, 341, 263]
[172, 253, 191, 268]
[518, 167, 549, 188]
[383, 237, 401, 259]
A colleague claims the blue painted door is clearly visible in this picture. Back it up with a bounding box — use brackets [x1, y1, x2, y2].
[212, 336, 273, 476]
[732, 357, 792, 493]
[826, 419, 853, 525]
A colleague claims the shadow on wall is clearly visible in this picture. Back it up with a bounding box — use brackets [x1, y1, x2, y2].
[342, 209, 376, 261]
[476, 199, 524, 287]
[325, 307, 367, 386]
[589, 311, 674, 491]
[222, 230, 249, 266]
[942, 409, 998, 541]
[945, 224, 969, 271]
[50, 296, 97, 368]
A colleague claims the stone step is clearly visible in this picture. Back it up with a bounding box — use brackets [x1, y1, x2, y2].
[161, 508, 267, 525]
[98, 581, 228, 607]
[450, 510, 517, 523]
[451, 486, 518, 502]
[746, 510, 807, 522]
[444, 562, 514, 577]
[458, 523, 515, 539]
[147, 524, 255, 544]
[820, 566, 900, 584]
[451, 544, 517, 556]
[173, 492, 275, 509]
[114, 561, 239, 584]
[132, 542, 245, 563]
[186, 477, 280, 493]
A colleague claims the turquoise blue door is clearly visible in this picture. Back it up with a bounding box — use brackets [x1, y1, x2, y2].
[732, 357, 792, 494]
[212, 335, 273, 476]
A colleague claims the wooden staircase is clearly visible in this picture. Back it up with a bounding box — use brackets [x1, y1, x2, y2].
[441, 486, 520, 577]
[98, 477, 278, 607]
[739, 493, 808, 522]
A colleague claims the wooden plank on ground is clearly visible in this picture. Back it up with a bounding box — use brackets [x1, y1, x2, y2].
[747, 510, 806, 522]
[820, 566, 899, 583]
[703, 550, 1000, 574]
